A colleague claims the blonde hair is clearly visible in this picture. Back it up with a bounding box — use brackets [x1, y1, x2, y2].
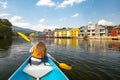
[36, 41, 47, 58]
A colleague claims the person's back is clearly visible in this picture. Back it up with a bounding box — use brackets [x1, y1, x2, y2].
[30, 41, 47, 65]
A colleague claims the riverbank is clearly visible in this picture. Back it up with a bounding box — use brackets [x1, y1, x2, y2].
[79, 36, 120, 40]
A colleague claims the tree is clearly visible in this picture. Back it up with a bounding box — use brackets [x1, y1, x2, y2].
[0, 19, 12, 39]
[106, 26, 114, 36]
[117, 24, 120, 35]
[83, 35, 89, 40]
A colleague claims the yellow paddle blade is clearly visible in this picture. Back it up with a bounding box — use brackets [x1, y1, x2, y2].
[59, 63, 72, 70]
[17, 32, 30, 42]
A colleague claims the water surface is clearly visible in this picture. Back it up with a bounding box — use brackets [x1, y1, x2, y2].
[0, 38, 120, 80]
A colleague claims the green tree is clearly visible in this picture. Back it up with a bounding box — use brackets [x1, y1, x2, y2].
[117, 24, 120, 35]
[0, 19, 12, 39]
[106, 26, 114, 36]
[83, 35, 89, 40]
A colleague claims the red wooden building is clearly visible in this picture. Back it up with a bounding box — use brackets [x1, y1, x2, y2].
[111, 28, 118, 36]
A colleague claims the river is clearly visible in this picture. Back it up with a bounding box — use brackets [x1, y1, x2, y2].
[0, 38, 120, 80]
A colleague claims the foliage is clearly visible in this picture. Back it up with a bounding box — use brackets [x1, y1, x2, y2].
[0, 19, 12, 39]
[83, 35, 89, 40]
[106, 26, 115, 36]
[117, 24, 120, 34]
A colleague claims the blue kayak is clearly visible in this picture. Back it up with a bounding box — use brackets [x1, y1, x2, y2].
[8, 56, 69, 80]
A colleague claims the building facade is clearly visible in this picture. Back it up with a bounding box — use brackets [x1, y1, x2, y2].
[54, 28, 80, 38]
[111, 27, 118, 36]
[80, 24, 108, 37]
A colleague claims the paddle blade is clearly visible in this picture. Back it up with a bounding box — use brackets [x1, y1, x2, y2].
[17, 32, 30, 42]
[59, 63, 72, 70]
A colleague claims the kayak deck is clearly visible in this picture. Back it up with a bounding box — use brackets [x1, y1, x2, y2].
[23, 63, 53, 78]
[9, 56, 69, 80]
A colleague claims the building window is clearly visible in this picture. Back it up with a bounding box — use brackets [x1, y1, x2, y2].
[100, 33, 104, 36]
[100, 29, 104, 32]
[81, 34, 84, 36]
[92, 30, 95, 32]
[92, 33, 95, 36]
[87, 30, 90, 32]
[80, 30, 84, 32]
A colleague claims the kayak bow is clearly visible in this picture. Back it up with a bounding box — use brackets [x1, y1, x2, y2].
[8, 56, 69, 80]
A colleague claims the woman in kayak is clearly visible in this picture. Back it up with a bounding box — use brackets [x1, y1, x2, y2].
[29, 41, 55, 65]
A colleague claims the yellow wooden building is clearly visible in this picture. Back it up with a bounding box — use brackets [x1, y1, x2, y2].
[54, 28, 80, 38]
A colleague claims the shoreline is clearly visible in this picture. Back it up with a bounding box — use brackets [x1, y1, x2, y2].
[45, 36, 120, 40]
[80, 36, 120, 40]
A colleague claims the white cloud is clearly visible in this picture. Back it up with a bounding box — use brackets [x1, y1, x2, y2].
[32, 24, 59, 31]
[59, 17, 67, 21]
[12, 22, 30, 28]
[36, 0, 56, 7]
[10, 16, 30, 28]
[8, 15, 59, 31]
[39, 18, 45, 23]
[10, 16, 22, 23]
[36, 0, 86, 8]
[98, 19, 113, 26]
[0, 13, 10, 17]
[0, 13, 10, 19]
[88, 21, 92, 24]
[71, 13, 79, 18]
[57, 0, 86, 8]
[0, 1, 7, 9]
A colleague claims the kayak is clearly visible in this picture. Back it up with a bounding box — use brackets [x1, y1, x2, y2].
[8, 56, 69, 80]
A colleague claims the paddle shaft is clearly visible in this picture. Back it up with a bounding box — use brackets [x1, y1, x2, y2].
[52, 58, 60, 64]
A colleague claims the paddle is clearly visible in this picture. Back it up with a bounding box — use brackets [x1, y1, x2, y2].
[17, 32, 30, 42]
[17, 31, 72, 70]
[52, 58, 72, 70]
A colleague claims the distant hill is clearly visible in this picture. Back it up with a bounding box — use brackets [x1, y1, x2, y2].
[12, 25, 37, 33]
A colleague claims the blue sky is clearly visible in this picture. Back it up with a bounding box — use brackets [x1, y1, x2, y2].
[0, 0, 120, 31]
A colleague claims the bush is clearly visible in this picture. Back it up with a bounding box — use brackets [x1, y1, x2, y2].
[83, 35, 89, 40]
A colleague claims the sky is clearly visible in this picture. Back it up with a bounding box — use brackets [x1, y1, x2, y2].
[0, 0, 120, 31]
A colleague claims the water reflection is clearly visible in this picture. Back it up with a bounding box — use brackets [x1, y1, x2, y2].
[0, 39, 12, 58]
[108, 41, 120, 51]
[0, 39, 12, 50]
[80, 40, 109, 52]
[49, 39, 120, 80]
[54, 38, 79, 48]
[0, 38, 120, 80]
[80, 40, 120, 52]
[53, 39, 120, 56]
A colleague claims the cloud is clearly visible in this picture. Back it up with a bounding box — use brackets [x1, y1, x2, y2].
[71, 13, 79, 18]
[39, 18, 45, 23]
[12, 22, 30, 28]
[0, 13, 10, 18]
[59, 17, 67, 21]
[10, 16, 30, 28]
[98, 19, 113, 26]
[36, 0, 86, 8]
[9, 16, 58, 31]
[57, 0, 86, 8]
[88, 21, 92, 24]
[36, 0, 56, 7]
[0, 1, 7, 9]
[10, 16, 22, 23]
[32, 24, 59, 31]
